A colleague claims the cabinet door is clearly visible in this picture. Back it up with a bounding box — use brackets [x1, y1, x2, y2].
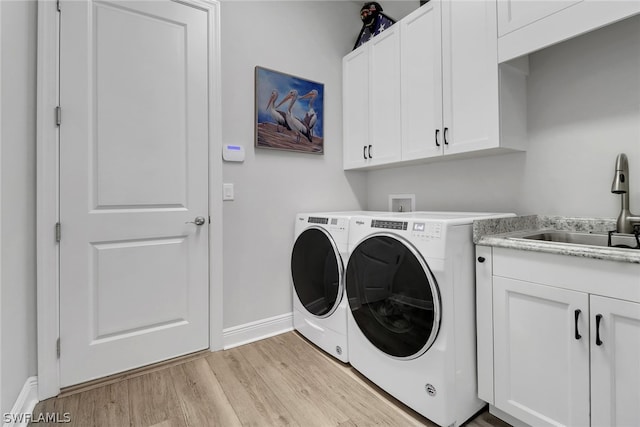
[590, 296, 640, 427]
[343, 47, 370, 170]
[497, 0, 583, 37]
[401, 2, 443, 161]
[493, 277, 590, 427]
[368, 25, 401, 166]
[441, 0, 500, 155]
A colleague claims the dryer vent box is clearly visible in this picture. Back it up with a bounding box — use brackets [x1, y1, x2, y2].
[389, 194, 415, 213]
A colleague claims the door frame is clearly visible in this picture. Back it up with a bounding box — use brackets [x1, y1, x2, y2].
[36, 0, 223, 400]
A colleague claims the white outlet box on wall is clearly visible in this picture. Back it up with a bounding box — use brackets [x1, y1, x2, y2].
[388, 194, 415, 212]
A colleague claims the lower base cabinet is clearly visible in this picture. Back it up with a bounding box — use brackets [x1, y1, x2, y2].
[590, 295, 640, 427]
[476, 247, 640, 427]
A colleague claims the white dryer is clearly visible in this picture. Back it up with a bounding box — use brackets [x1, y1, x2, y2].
[291, 211, 388, 362]
[345, 211, 514, 426]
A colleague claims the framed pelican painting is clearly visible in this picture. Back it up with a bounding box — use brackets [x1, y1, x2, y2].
[255, 66, 324, 154]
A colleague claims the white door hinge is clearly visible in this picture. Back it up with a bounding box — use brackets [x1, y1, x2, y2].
[55, 222, 61, 242]
[56, 338, 60, 358]
[57, 0, 61, 12]
[55, 106, 61, 126]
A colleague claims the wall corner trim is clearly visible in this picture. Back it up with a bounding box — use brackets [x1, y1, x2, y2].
[222, 313, 293, 350]
[2, 377, 39, 427]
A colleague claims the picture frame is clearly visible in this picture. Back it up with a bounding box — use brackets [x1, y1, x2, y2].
[255, 66, 324, 154]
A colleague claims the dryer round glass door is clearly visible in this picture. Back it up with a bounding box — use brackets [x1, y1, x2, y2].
[346, 234, 441, 359]
[291, 227, 344, 318]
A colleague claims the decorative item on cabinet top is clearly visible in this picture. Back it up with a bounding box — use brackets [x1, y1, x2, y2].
[353, 2, 396, 50]
[255, 66, 324, 155]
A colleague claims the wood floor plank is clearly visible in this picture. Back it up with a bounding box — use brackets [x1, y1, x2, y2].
[30, 394, 79, 427]
[257, 333, 429, 426]
[206, 348, 296, 426]
[70, 381, 130, 426]
[127, 369, 187, 427]
[169, 357, 242, 427]
[239, 339, 350, 426]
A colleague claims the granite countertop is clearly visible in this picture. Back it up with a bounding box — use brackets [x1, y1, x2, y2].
[473, 215, 640, 264]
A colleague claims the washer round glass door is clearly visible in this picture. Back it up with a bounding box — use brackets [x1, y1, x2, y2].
[291, 227, 344, 318]
[346, 233, 441, 359]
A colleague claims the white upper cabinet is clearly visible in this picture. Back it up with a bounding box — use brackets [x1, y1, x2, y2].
[400, 2, 443, 161]
[441, 0, 501, 156]
[497, 0, 584, 37]
[497, 0, 640, 62]
[343, 25, 401, 169]
[368, 26, 402, 167]
[343, 47, 371, 170]
[343, 0, 526, 171]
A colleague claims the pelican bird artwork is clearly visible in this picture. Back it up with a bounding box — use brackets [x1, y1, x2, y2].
[299, 89, 318, 137]
[266, 90, 291, 132]
[276, 89, 312, 143]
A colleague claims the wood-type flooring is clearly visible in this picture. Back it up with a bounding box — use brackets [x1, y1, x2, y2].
[31, 332, 511, 427]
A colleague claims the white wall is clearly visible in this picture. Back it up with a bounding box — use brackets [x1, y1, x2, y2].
[367, 15, 640, 219]
[0, 0, 38, 415]
[219, 1, 371, 328]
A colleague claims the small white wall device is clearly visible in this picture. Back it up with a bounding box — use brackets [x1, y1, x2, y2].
[222, 144, 245, 162]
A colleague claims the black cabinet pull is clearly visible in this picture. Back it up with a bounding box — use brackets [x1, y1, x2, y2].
[444, 127, 449, 145]
[477, 256, 485, 263]
[595, 314, 603, 346]
[363, 146, 367, 160]
[574, 309, 582, 340]
[368, 145, 372, 159]
[435, 129, 440, 147]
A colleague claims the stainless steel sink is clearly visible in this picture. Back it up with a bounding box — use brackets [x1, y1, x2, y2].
[514, 231, 639, 249]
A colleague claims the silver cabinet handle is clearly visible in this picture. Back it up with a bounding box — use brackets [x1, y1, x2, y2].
[186, 216, 206, 226]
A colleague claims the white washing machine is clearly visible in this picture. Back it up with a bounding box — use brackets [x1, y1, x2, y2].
[291, 211, 390, 363]
[345, 211, 515, 426]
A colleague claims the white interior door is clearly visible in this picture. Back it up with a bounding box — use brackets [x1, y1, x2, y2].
[59, 0, 210, 387]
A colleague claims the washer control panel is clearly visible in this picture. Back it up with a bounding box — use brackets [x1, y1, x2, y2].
[371, 220, 408, 230]
[411, 222, 442, 240]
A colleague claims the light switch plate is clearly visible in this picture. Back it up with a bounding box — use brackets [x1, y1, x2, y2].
[223, 183, 234, 201]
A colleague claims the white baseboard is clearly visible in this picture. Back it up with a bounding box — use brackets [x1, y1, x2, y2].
[2, 377, 39, 427]
[223, 312, 293, 350]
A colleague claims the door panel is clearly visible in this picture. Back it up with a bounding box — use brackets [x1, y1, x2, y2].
[401, 2, 443, 160]
[442, 0, 499, 154]
[369, 26, 401, 166]
[342, 48, 370, 169]
[94, 3, 189, 208]
[91, 238, 188, 339]
[60, 0, 209, 387]
[493, 277, 589, 427]
[590, 296, 640, 427]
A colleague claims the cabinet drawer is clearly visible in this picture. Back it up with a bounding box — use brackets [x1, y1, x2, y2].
[492, 247, 640, 303]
